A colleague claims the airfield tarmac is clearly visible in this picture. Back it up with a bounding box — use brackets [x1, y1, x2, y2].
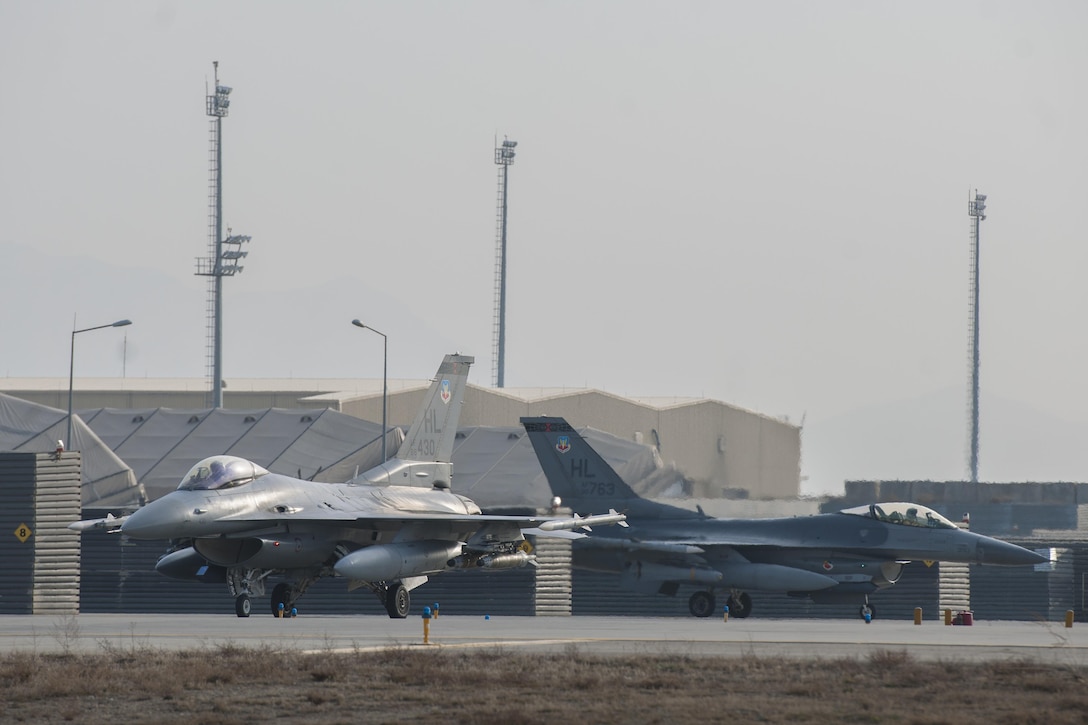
[3, 613, 1088, 664]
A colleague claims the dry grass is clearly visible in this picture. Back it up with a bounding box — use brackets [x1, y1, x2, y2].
[2, 645, 1087, 724]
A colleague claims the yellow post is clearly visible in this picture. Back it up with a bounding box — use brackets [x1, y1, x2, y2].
[944, 609, 952, 626]
[913, 607, 922, 625]
[1066, 610, 1075, 628]
[422, 605, 432, 644]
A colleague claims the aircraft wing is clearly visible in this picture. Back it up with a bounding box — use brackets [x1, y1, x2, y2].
[575, 538, 707, 556]
[187, 509, 627, 536]
[344, 510, 627, 533]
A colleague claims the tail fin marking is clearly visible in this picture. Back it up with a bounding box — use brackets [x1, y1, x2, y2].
[521, 416, 638, 508]
[358, 354, 473, 488]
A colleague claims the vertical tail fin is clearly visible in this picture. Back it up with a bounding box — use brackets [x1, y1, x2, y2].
[359, 354, 472, 488]
[520, 416, 638, 509]
[396, 354, 474, 462]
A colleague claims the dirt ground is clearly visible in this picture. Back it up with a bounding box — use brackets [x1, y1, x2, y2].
[2, 644, 1086, 724]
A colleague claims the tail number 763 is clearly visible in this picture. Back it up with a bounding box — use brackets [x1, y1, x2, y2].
[578, 482, 616, 496]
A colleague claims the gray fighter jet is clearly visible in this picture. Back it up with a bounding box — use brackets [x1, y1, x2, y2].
[521, 416, 1047, 619]
[70, 356, 624, 618]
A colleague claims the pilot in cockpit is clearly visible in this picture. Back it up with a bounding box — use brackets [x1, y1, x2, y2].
[179, 456, 269, 491]
[186, 465, 211, 486]
[183, 459, 229, 489]
[208, 460, 227, 486]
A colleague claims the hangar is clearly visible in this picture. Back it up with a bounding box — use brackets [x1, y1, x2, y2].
[2, 375, 803, 501]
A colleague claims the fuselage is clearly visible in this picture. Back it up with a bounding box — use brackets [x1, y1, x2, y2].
[571, 502, 1046, 594]
[122, 475, 481, 539]
[121, 470, 483, 571]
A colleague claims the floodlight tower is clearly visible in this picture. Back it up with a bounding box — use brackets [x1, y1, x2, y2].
[195, 62, 251, 408]
[492, 137, 517, 388]
[966, 190, 987, 483]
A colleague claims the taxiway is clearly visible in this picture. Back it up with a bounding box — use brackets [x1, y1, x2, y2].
[2, 614, 1087, 664]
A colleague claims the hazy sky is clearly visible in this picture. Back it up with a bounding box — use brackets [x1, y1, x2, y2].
[2, 2, 1086, 494]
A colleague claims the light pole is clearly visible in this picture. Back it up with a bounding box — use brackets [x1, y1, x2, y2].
[967, 190, 987, 483]
[67, 319, 132, 450]
[352, 319, 387, 463]
[492, 136, 517, 388]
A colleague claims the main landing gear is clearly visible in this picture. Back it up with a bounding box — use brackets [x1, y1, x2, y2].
[384, 582, 410, 618]
[348, 579, 412, 618]
[859, 600, 876, 620]
[268, 576, 320, 618]
[688, 589, 752, 618]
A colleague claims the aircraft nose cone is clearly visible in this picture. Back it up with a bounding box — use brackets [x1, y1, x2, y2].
[121, 496, 190, 540]
[978, 537, 1049, 566]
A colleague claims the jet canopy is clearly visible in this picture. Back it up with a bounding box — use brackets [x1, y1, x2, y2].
[841, 502, 957, 530]
[177, 455, 269, 491]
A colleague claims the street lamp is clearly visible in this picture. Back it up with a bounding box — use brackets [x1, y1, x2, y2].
[967, 190, 986, 483]
[352, 319, 388, 463]
[67, 319, 132, 450]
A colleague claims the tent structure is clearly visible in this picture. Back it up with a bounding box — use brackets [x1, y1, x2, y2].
[0, 393, 141, 506]
[0, 393, 669, 510]
[79, 405, 396, 501]
[0, 393, 397, 505]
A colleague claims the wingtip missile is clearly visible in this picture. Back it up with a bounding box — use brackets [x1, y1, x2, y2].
[538, 511, 628, 532]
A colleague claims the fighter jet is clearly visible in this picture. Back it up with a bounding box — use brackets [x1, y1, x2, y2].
[70, 356, 624, 618]
[521, 416, 1047, 619]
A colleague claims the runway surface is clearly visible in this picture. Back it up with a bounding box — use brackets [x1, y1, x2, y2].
[3, 613, 1088, 663]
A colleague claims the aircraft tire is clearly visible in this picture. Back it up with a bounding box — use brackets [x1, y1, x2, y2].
[859, 603, 876, 620]
[270, 583, 291, 617]
[385, 582, 410, 618]
[235, 594, 251, 618]
[727, 592, 753, 619]
[688, 590, 715, 618]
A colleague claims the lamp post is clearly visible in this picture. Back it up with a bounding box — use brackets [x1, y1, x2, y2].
[492, 137, 517, 388]
[352, 319, 387, 463]
[967, 190, 987, 484]
[67, 319, 132, 450]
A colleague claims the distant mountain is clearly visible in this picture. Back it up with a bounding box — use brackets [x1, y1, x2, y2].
[801, 387, 1088, 496]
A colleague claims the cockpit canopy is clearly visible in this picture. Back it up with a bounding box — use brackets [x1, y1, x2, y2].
[841, 502, 957, 530]
[177, 455, 269, 491]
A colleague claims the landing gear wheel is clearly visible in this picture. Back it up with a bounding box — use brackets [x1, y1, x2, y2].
[270, 583, 291, 617]
[235, 594, 251, 618]
[385, 582, 410, 619]
[688, 590, 716, 618]
[726, 592, 753, 619]
[860, 603, 875, 620]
